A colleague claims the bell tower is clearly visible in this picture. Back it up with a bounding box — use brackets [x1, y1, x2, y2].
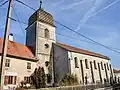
[26, 0, 56, 74]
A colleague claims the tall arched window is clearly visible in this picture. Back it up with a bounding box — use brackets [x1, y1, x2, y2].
[109, 64, 113, 78]
[101, 62, 104, 70]
[74, 57, 79, 68]
[85, 59, 89, 69]
[94, 60, 97, 69]
[107, 63, 109, 70]
[45, 28, 49, 39]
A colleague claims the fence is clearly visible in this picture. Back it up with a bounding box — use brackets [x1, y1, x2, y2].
[28, 83, 111, 90]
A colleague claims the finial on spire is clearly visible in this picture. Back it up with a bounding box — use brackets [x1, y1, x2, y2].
[40, 0, 42, 9]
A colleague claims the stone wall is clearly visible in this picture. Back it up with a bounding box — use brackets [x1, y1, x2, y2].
[28, 84, 111, 90]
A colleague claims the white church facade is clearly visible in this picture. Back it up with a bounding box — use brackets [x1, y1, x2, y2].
[53, 43, 113, 84]
[0, 3, 114, 89]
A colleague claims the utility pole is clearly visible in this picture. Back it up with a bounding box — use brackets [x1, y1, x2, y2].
[0, 0, 12, 89]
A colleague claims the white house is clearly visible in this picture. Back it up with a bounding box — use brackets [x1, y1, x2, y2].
[0, 38, 37, 89]
[113, 69, 120, 83]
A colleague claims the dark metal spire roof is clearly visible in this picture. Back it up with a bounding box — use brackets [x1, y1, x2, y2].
[28, 9, 55, 27]
[40, 0, 42, 9]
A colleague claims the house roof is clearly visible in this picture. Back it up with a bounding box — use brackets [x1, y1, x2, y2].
[0, 38, 37, 61]
[0, 37, 109, 61]
[113, 69, 120, 73]
[56, 42, 110, 60]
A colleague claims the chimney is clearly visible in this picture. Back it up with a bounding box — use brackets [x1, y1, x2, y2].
[9, 33, 14, 41]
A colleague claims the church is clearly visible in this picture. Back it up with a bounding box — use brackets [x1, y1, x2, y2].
[0, 1, 114, 89]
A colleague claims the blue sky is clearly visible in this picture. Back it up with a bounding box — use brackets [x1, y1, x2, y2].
[0, 0, 120, 69]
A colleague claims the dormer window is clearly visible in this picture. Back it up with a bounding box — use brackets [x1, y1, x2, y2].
[45, 28, 49, 39]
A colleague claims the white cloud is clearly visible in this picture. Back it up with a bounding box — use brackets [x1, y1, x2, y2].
[75, 0, 105, 31]
[83, 23, 118, 32]
[75, 0, 120, 32]
[77, 23, 120, 50]
[95, 31, 120, 47]
[61, 0, 88, 11]
[91, 0, 120, 17]
[51, 0, 65, 7]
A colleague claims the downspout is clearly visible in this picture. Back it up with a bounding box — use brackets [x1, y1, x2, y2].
[52, 43, 55, 86]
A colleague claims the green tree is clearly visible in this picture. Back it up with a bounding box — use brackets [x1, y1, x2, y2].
[31, 67, 46, 89]
[59, 74, 78, 86]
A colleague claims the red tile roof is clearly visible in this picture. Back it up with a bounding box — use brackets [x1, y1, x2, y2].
[56, 42, 110, 60]
[113, 69, 120, 73]
[0, 38, 36, 61]
[0, 37, 109, 61]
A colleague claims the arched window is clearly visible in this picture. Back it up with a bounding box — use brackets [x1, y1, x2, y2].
[74, 57, 79, 68]
[94, 60, 97, 69]
[45, 28, 49, 39]
[109, 64, 113, 77]
[85, 59, 89, 69]
[101, 62, 104, 70]
[107, 63, 109, 70]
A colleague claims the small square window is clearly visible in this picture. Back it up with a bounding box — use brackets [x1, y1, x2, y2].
[24, 76, 31, 83]
[27, 62, 31, 69]
[5, 59, 10, 67]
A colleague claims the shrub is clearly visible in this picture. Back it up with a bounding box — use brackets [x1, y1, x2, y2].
[59, 74, 78, 86]
[30, 67, 46, 89]
[15, 81, 28, 90]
